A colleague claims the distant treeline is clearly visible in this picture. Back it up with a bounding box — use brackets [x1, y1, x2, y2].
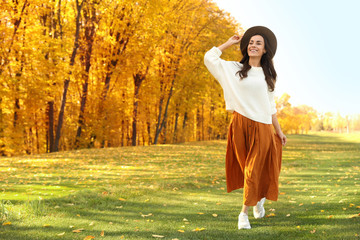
[276, 93, 360, 134]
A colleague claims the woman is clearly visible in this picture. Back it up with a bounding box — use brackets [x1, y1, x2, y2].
[204, 26, 286, 229]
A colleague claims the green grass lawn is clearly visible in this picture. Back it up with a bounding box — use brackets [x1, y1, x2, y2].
[0, 132, 359, 240]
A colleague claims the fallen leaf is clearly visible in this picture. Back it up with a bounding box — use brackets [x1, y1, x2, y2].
[349, 203, 355, 207]
[299, 203, 303, 206]
[177, 230, 185, 233]
[116, 206, 123, 209]
[192, 227, 206, 232]
[152, 234, 165, 238]
[73, 229, 85, 233]
[69, 225, 75, 228]
[197, 212, 204, 215]
[183, 218, 189, 222]
[83, 236, 95, 240]
[57, 232, 65, 236]
[321, 210, 325, 212]
[144, 199, 150, 202]
[43, 224, 51, 227]
[212, 213, 218, 217]
[216, 202, 221, 205]
[89, 222, 94, 226]
[100, 230, 105, 236]
[296, 226, 301, 229]
[141, 213, 153, 217]
[2, 222, 11, 226]
[280, 192, 286, 195]
[286, 214, 291, 217]
[310, 229, 316, 234]
[266, 213, 275, 217]
[348, 213, 360, 218]
[327, 215, 334, 219]
[119, 198, 126, 201]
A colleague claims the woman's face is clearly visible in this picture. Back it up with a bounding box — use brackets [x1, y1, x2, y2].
[247, 35, 266, 58]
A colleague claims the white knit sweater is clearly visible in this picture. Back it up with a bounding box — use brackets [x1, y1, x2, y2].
[204, 46, 277, 124]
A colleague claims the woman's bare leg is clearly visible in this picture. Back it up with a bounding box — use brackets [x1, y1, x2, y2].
[241, 205, 250, 215]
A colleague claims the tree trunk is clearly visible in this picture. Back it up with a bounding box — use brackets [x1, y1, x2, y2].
[147, 106, 152, 145]
[121, 119, 125, 147]
[47, 101, 55, 152]
[154, 77, 176, 144]
[0, 98, 5, 156]
[75, 79, 89, 148]
[13, 98, 20, 128]
[54, 0, 84, 152]
[13, 52, 24, 128]
[132, 73, 146, 146]
[153, 54, 181, 144]
[54, 79, 70, 152]
[182, 112, 188, 129]
[99, 72, 112, 148]
[34, 112, 40, 154]
[40, 0, 63, 153]
[0, 0, 28, 76]
[75, 1, 97, 148]
[162, 121, 167, 144]
[154, 96, 164, 144]
[201, 101, 204, 140]
[173, 112, 179, 142]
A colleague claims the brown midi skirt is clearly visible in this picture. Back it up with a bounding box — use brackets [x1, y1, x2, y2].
[226, 111, 282, 206]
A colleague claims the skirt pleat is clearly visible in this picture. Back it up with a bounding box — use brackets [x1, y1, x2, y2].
[225, 111, 282, 206]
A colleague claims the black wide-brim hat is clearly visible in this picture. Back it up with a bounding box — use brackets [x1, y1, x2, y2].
[240, 26, 277, 58]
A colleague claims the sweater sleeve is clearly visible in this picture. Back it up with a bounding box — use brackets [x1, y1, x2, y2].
[268, 90, 277, 115]
[204, 47, 228, 87]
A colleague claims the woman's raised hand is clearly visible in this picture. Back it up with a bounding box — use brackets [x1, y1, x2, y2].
[227, 35, 242, 45]
[218, 34, 243, 52]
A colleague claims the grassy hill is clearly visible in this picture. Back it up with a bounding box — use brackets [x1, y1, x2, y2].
[0, 132, 359, 239]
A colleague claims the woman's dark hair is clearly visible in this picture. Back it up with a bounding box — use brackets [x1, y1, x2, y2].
[236, 33, 277, 92]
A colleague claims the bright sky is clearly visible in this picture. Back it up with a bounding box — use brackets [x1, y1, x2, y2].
[213, 0, 360, 116]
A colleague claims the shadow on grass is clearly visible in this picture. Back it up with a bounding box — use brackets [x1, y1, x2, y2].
[1, 186, 359, 240]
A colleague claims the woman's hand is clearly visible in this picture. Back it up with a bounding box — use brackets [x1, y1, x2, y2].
[218, 34, 243, 52]
[277, 132, 287, 146]
[227, 35, 242, 45]
[271, 114, 286, 146]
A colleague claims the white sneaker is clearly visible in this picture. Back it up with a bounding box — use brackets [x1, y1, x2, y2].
[253, 197, 266, 219]
[238, 212, 251, 229]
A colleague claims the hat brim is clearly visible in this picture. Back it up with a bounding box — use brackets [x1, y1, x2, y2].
[240, 26, 277, 58]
